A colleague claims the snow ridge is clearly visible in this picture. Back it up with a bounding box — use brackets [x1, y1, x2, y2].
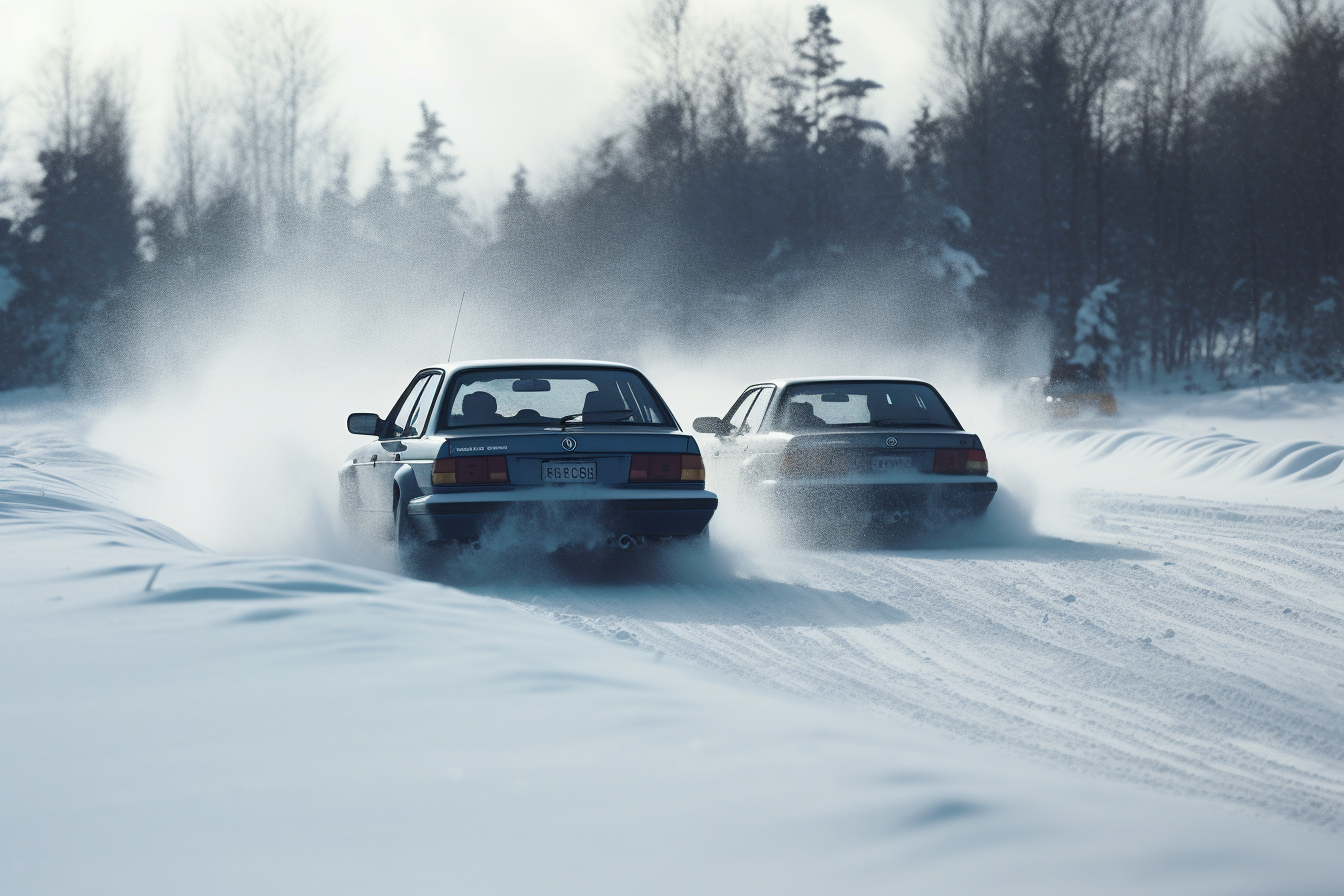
[1004, 428, 1344, 492]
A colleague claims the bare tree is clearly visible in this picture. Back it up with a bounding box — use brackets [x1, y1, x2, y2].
[222, 2, 333, 248]
[636, 0, 693, 104]
[632, 0, 704, 177]
[0, 92, 10, 209]
[31, 20, 86, 155]
[942, 0, 1000, 113]
[1017, 0, 1154, 301]
[1129, 0, 1212, 368]
[169, 30, 214, 233]
[939, 0, 1005, 224]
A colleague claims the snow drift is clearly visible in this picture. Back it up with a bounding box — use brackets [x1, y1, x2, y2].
[1000, 427, 1344, 508]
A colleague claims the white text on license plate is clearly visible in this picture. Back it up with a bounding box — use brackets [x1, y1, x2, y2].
[873, 456, 913, 472]
[542, 461, 598, 483]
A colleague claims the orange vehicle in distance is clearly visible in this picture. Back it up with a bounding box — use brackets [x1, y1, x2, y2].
[1036, 359, 1117, 418]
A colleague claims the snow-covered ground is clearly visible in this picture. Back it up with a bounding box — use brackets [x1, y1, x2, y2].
[4, 383, 1344, 894]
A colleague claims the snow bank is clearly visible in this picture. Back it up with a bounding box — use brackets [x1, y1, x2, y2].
[975, 381, 1344, 510]
[1119, 381, 1344, 445]
[998, 427, 1344, 510]
[3, 402, 1344, 894]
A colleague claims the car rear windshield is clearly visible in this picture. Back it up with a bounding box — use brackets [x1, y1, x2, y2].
[437, 367, 675, 430]
[778, 382, 959, 430]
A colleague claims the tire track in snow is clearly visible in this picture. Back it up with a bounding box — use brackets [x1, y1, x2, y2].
[501, 493, 1344, 830]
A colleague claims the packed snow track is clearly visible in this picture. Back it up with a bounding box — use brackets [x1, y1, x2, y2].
[505, 488, 1344, 829]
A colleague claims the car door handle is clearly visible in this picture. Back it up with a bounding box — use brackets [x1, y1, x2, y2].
[369, 455, 378, 463]
[393, 453, 401, 461]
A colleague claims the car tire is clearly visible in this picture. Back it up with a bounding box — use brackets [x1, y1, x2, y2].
[394, 494, 437, 581]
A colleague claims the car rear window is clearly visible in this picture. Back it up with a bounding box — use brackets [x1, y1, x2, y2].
[438, 367, 674, 430]
[778, 382, 958, 430]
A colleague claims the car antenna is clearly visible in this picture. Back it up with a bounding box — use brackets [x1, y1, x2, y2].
[446, 289, 467, 363]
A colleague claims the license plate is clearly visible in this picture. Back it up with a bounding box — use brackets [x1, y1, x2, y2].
[541, 461, 598, 483]
[873, 456, 913, 472]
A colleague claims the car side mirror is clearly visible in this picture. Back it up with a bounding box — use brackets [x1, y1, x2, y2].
[347, 412, 383, 436]
[693, 416, 731, 436]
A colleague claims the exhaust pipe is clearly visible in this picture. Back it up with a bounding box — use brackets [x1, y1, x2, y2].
[617, 534, 637, 550]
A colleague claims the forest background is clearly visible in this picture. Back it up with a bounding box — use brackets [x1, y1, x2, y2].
[1, 0, 1341, 392]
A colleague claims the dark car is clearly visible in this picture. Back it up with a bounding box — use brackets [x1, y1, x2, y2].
[341, 360, 717, 577]
[694, 377, 995, 537]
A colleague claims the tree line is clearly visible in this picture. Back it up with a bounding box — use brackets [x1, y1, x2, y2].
[3, 0, 1344, 391]
[934, 0, 1344, 383]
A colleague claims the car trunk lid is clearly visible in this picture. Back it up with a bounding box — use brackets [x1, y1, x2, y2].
[440, 430, 699, 487]
[778, 430, 984, 477]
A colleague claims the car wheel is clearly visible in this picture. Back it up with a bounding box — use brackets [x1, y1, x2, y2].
[394, 494, 437, 581]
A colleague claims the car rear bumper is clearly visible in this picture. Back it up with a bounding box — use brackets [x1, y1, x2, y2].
[407, 487, 718, 542]
[758, 478, 997, 521]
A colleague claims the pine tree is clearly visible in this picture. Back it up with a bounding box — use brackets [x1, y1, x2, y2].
[402, 102, 466, 258]
[499, 165, 540, 243]
[359, 154, 401, 246]
[1, 80, 138, 388]
[405, 101, 463, 208]
[765, 4, 887, 251]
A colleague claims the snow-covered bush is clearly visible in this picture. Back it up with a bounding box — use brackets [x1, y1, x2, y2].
[1071, 280, 1121, 373]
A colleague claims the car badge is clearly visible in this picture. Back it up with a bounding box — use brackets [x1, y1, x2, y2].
[886, 437, 899, 447]
[561, 437, 577, 451]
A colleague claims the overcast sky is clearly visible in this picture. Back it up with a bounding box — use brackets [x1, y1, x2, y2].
[0, 0, 1274, 220]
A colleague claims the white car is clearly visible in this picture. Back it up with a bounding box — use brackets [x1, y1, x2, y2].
[694, 377, 995, 536]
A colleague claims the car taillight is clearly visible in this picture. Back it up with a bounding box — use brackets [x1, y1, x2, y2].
[629, 454, 704, 482]
[933, 448, 989, 475]
[432, 456, 509, 486]
[933, 449, 968, 474]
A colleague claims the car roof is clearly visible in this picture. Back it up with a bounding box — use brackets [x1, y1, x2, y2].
[419, 359, 644, 377]
[756, 376, 938, 389]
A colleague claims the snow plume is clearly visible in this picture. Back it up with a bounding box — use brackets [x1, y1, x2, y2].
[73, 241, 1049, 564]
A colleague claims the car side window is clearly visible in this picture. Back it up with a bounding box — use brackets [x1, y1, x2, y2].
[741, 386, 775, 434]
[401, 372, 443, 438]
[388, 375, 430, 439]
[723, 389, 760, 434]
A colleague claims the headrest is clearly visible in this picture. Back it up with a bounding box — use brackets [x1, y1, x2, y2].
[582, 390, 623, 415]
[462, 391, 498, 417]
